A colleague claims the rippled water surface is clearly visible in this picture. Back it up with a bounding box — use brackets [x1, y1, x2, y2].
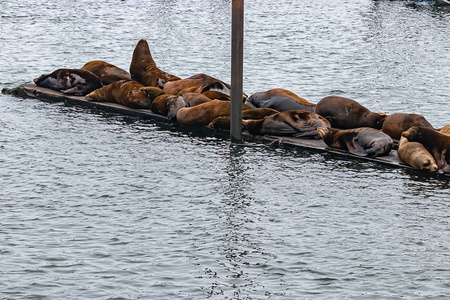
[1, 0, 450, 299]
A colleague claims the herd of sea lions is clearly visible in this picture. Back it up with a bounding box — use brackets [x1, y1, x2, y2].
[32, 38, 450, 174]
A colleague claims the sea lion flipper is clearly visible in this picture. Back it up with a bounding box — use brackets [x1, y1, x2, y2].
[345, 138, 367, 156]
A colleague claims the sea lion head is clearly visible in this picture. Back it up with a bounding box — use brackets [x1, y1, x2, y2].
[373, 113, 388, 129]
[167, 96, 189, 120]
[140, 86, 165, 101]
[420, 158, 438, 172]
[401, 126, 419, 141]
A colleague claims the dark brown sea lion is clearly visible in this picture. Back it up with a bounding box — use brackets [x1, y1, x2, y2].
[129, 39, 180, 87]
[397, 136, 438, 172]
[382, 112, 434, 140]
[438, 125, 450, 136]
[317, 127, 393, 157]
[176, 100, 252, 126]
[208, 108, 279, 130]
[85, 80, 152, 109]
[81, 60, 132, 85]
[245, 88, 316, 112]
[34, 68, 102, 96]
[314, 96, 387, 129]
[402, 126, 450, 173]
[243, 110, 331, 139]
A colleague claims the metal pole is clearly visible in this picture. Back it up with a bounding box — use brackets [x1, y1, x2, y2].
[230, 0, 244, 142]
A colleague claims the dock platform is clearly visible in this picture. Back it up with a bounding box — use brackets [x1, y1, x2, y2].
[5, 83, 450, 181]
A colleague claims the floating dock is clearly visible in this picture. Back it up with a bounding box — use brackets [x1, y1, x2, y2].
[5, 83, 450, 181]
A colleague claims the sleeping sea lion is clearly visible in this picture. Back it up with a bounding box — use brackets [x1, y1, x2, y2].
[176, 100, 252, 126]
[85, 80, 152, 109]
[397, 136, 438, 172]
[34, 68, 102, 96]
[129, 39, 180, 87]
[317, 127, 393, 157]
[314, 96, 387, 129]
[162, 73, 232, 95]
[245, 88, 316, 112]
[243, 110, 331, 139]
[382, 112, 434, 140]
[401, 126, 450, 173]
[208, 108, 279, 130]
[81, 60, 131, 85]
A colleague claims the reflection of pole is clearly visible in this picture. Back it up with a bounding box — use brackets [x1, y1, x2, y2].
[231, 0, 244, 142]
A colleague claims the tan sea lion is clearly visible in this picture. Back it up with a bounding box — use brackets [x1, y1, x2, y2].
[314, 96, 387, 129]
[178, 86, 231, 101]
[245, 88, 316, 112]
[208, 108, 279, 130]
[243, 110, 331, 139]
[34, 68, 102, 96]
[317, 127, 393, 157]
[402, 126, 450, 173]
[397, 136, 438, 172]
[176, 100, 252, 126]
[129, 39, 180, 87]
[382, 112, 434, 140]
[81, 60, 131, 85]
[438, 125, 450, 136]
[85, 80, 152, 109]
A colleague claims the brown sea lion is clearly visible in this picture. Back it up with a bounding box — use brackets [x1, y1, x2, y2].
[129, 39, 180, 87]
[314, 96, 387, 129]
[85, 80, 152, 109]
[178, 86, 231, 101]
[317, 127, 393, 157]
[176, 100, 252, 126]
[402, 126, 450, 173]
[438, 125, 450, 136]
[397, 136, 438, 172]
[150, 94, 184, 117]
[81, 60, 131, 85]
[245, 88, 316, 112]
[243, 110, 331, 139]
[382, 112, 434, 140]
[161, 73, 246, 99]
[208, 108, 279, 130]
[180, 92, 212, 106]
[34, 68, 102, 96]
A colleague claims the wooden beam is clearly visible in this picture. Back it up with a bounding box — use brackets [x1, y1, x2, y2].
[230, 0, 244, 142]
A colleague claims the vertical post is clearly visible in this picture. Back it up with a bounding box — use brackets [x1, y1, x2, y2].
[230, 0, 244, 143]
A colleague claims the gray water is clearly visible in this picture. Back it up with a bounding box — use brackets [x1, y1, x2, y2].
[1, 0, 450, 299]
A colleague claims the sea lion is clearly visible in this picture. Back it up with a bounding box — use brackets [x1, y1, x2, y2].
[162, 74, 229, 94]
[382, 112, 434, 140]
[34, 68, 102, 96]
[397, 136, 438, 172]
[438, 125, 450, 136]
[318, 127, 393, 157]
[208, 108, 279, 130]
[178, 85, 231, 101]
[140, 88, 211, 118]
[176, 100, 252, 126]
[180, 92, 212, 106]
[81, 60, 132, 85]
[401, 126, 450, 173]
[314, 96, 387, 129]
[85, 80, 152, 109]
[243, 110, 331, 139]
[129, 39, 180, 87]
[150, 94, 183, 117]
[245, 88, 316, 112]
